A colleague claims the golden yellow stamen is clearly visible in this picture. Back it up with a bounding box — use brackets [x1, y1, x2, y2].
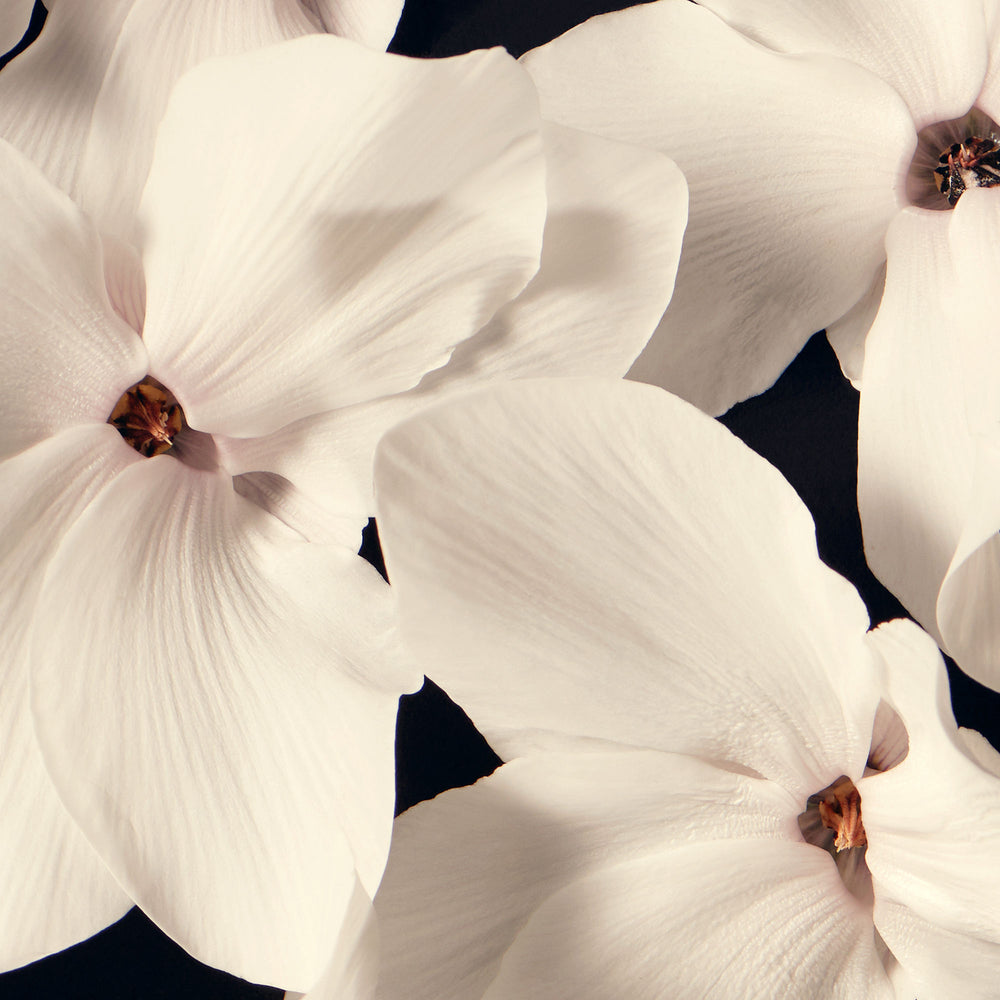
[108, 378, 183, 457]
[817, 776, 867, 853]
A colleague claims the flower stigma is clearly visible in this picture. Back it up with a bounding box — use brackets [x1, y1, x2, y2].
[816, 775, 866, 852]
[934, 136, 1000, 206]
[108, 377, 183, 457]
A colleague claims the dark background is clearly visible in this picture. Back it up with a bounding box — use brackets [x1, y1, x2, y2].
[3, 1, 998, 996]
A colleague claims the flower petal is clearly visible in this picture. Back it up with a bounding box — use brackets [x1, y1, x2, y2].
[861, 620, 1000, 998]
[696, 0, 987, 129]
[31, 456, 415, 990]
[858, 190, 1000, 688]
[825, 262, 885, 387]
[373, 751, 801, 1000]
[521, 0, 913, 414]
[219, 120, 687, 518]
[375, 378, 878, 799]
[484, 841, 890, 1000]
[0, 0, 319, 242]
[303, 0, 402, 50]
[0, 139, 147, 460]
[0, 0, 35, 56]
[0, 426, 134, 970]
[140, 36, 545, 439]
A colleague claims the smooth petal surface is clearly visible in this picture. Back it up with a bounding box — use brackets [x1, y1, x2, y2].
[0, 426, 135, 970]
[858, 190, 1000, 687]
[862, 620, 1000, 998]
[483, 841, 890, 1000]
[31, 457, 414, 990]
[219, 120, 688, 516]
[375, 379, 878, 799]
[521, 0, 912, 415]
[375, 751, 801, 1000]
[0, 0, 318, 242]
[0, 0, 34, 55]
[825, 263, 885, 387]
[304, 0, 402, 49]
[697, 0, 987, 129]
[141, 36, 545, 439]
[0, 140, 147, 460]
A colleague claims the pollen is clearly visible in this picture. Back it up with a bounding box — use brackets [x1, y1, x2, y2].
[934, 135, 1000, 207]
[108, 378, 183, 457]
[816, 776, 867, 852]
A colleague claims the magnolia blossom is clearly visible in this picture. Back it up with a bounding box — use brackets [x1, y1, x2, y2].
[363, 379, 1000, 999]
[521, 0, 1000, 690]
[0, 32, 686, 988]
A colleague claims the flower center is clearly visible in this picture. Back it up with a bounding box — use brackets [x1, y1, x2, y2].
[907, 109, 1000, 209]
[816, 775, 867, 852]
[108, 377, 183, 457]
[934, 136, 1000, 206]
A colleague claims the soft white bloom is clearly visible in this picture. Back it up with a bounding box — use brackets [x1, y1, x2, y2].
[363, 378, 1000, 999]
[520, 0, 1000, 690]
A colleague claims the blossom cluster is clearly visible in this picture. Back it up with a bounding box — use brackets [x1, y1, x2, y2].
[0, 1, 998, 998]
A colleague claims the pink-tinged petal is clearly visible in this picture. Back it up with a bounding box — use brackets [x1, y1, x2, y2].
[697, 0, 987, 129]
[31, 456, 416, 990]
[0, 425, 135, 970]
[303, 0, 402, 50]
[521, 1, 913, 415]
[140, 36, 545, 439]
[290, 876, 379, 1000]
[858, 190, 1000, 687]
[825, 263, 885, 387]
[861, 620, 1000, 998]
[0, 0, 319, 242]
[219, 121, 687, 518]
[0, 0, 34, 55]
[0, 140, 147, 460]
[375, 379, 878, 800]
[483, 841, 890, 1000]
[857, 207, 966, 641]
[374, 751, 801, 1000]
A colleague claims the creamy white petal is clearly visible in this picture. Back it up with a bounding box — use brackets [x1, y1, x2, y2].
[304, 0, 402, 49]
[857, 207, 967, 641]
[0, 0, 318, 242]
[31, 456, 415, 990]
[219, 121, 688, 517]
[825, 262, 885, 388]
[0, 0, 34, 55]
[696, 0, 987, 129]
[861, 620, 1000, 998]
[375, 751, 801, 1000]
[0, 426, 134, 971]
[375, 379, 878, 799]
[971, 1, 1000, 125]
[521, 0, 913, 415]
[483, 841, 891, 1000]
[0, 140, 147, 460]
[140, 36, 545, 439]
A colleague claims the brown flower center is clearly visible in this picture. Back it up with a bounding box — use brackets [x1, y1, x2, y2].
[108, 377, 183, 457]
[816, 775, 867, 852]
[934, 135, 1000, 206]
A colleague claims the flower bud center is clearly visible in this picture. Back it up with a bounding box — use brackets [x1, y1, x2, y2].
[108, 377, 183, 457]
[816, 775, 867, 852]
[934, 135, 1000, 206]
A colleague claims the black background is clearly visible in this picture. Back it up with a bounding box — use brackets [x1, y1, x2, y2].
[3, 1, 998, 996]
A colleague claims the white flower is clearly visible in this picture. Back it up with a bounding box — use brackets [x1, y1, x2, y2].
[364, 378, 1000, 999]
[520, 0, 1000, 690]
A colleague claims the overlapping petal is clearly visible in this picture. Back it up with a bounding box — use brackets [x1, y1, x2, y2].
[696, 0, 987, 129]
[304, 0, 402, 50]
[140, 36, 546, 440]
[858, 190, 1000, 689]
[31, 456, 414, 990]
[0, 140, 146, 461]
[374, 379, 878, 799]
[370, 752, 800, 1000]
[0, 0, 319, 242]
[862, 621, 1000, 998]
[0, 426, 134, 970]
[0, 0, 34, 56]
[521, 0, 912, 414]
[220, 120, 687, 516]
